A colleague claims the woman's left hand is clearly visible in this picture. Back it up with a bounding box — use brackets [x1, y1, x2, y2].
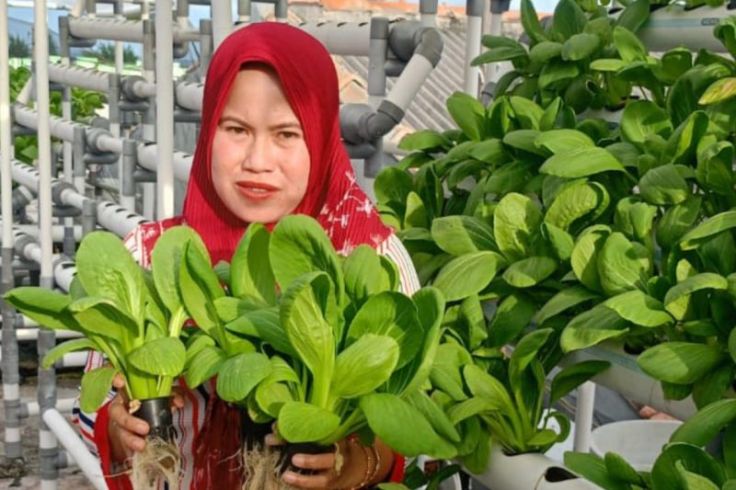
[265, 432, 393, 489]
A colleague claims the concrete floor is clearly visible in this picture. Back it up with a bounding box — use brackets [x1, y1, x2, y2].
[0, 372, 95, 490]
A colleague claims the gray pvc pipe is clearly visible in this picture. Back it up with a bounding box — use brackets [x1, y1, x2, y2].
[297, 21, 372, 56]
[365, 17, 389, 177]
[464, 0, 484, 97]
[238, 0, 251, 22]
[47, 64, 110, 93]
[67, 16, 200, 43]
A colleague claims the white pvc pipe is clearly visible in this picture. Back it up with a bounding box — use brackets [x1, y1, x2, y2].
[211, 0, 233, 49]
[0, 350, 87, 367]
[464, 14, 482, 97]
[156, 0, 175, 219]
[573, 382, 596, 452]
[25, 398, 77, 417]
[10, 329, 83, 342]
[42, 409, 107, 490]
[0, 0, 12, 247]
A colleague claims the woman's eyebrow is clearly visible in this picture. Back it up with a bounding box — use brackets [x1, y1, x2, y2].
[270, 122, 302, 131]
[219, 115, 249, 126]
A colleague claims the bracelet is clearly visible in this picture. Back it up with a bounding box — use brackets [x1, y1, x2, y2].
[345, 438, 380, 490]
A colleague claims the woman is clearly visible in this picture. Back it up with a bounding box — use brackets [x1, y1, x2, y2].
[73, 21, 420, 489]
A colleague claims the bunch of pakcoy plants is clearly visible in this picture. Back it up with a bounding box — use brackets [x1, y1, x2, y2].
[5, 227, 196, 489]
[565, 397, 736, 489]
[177, 215, 457, 489]
[374, 2, 736, 477]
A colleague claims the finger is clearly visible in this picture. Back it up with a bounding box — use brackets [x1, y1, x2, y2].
[265, 433, 284, 446]
[110, 405, 149, 436]
[291, 452, 335, 471]
[281, 470, 330, 489]
[119, 428, 147, 453]
[170, 392, 185, 410]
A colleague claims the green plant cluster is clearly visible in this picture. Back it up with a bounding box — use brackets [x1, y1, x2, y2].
[375, 0, 736, 483]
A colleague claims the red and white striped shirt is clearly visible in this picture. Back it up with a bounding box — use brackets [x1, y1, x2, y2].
[72, 219, 420, 489]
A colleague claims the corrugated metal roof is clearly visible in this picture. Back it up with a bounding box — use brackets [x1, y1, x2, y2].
[338, 26, 467, 133]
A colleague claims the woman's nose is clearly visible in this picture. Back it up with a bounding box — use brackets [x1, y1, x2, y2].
[241, 136, 273, 172]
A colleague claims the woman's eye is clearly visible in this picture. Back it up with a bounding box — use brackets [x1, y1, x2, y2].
[279, 131, 299, 140]
[226, 126, 246, 135]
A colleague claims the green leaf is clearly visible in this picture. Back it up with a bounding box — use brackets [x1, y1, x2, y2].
[494, 193, 543, 262]
[398, 130, 450, 152]
[230, 224, 276, 304]
[670, 399, 736, 446]
[605, 452, 645, 486]
[68, 296, 137, 343]
[699, 78, 736, 105]
[539, 61, 580, 90]
[590, 58, 628, 72]
[361, 393, 456, 459]
[530, 41, 563, 64]
[488, 293, 537, 347]
[281, 272, 335, 387]
[405, 191, 429, 229]
[447, 92, 486, 141]
[3, 287, 80, 332]
[278, 401, 341, 443]
[184, 345, 226, 389]
[128, 337, 186, 376]
[521, 0, 547, 44]
[80, 366, 117, 412]
[571, 226, 611, 292]
[562, 33, 600, 61]
[552, 0, 587, 39]
[564, 452, 630, 490]
[509, 97, 545, 131]
[656, 198, 702, 249]
[616, 0, 651, 33]
[561, 305, 629, 352]
[545, 181, 602, 231]
[639, 165, 690, 205]
[347, 292, 422, 369]
[343, 245, 391, 304]
[375, 167, 413, 209]
[270, 215, 344, 303]
[405, 392, 460, 443]
[541, 148, 625, 178]
[430, 216, 495, 256]
[603, 290, 673, 327]
[226, 308, 295, 357]
[613, 26, 647, 62]
[473, 40, 528, 65]
[543, 223, 575, 261]
[76, 231, 145, 321]
[597, 232, 651, 296]
[216, 352, 272, 402]
[664, 273, 728, 319]
[179, 241, 225, 336]
[432, 252, 505, 302]
[151, 226, 205, 314]
[621, 100, 673, 146]
[535, 286, 599, 325]
[651, 443, 726, 490]
[638, 342, 726, 384]
[332, 334, 399, 398]
[551, 361, 610, 404]
[535, 129, 595, 155]
[42, 338, 96, 370]
[680, 211, 736, 251]
[463, 364, 515, 412]
[502, 256, 557, 288]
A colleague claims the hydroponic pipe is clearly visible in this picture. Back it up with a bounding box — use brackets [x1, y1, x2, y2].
[42, 409, 107, 490]
[298, 21, 373, 56]
[573, 382, 596, 452]
[47, 63, 111, 93]
[211, 0, 233, 48]
[420, 0, 438, 27]
[464, 0, 483, 97]
[23, 398, 77, 417]
[156, 0, 176, 219]
[238, 0, 251, 22]
[67, 16, 200, 43]
[33, 0, 60, 487]
[58, 16, 76, 258]
[5, 329, 82, 343]
[365, 17, 389, 177]
[0, 0, 22, 461]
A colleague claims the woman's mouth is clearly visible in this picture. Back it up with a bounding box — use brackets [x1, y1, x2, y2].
[236, 181, 278, 200]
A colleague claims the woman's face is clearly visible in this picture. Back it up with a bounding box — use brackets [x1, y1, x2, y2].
[211, 66, 310, 224]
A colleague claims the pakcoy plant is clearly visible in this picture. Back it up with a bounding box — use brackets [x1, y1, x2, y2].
[425, 329, 608, 474]
[565, 398, 736, 489]
[177, 215, 457, 489]
[4, 227, 196, 490]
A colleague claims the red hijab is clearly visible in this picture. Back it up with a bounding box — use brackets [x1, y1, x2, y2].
[183, 22, 391, 264]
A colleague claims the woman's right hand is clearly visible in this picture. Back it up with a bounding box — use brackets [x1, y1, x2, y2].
[107, 373, 185, 463]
